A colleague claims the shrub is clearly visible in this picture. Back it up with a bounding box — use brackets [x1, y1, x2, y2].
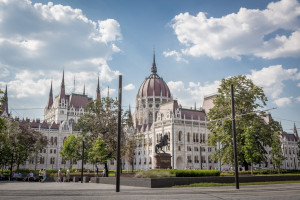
[170, 169, 220, 177]
[134, 169, 175, 178]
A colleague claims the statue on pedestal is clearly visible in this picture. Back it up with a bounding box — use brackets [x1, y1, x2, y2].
[155, 134, 168, 154]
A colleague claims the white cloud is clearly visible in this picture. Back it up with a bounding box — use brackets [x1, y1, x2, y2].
[297, 83, 300, 87]
[274, 97, 293, 107]
[248, 65, 300, 98]
[163, 50, 188, 63]
[170, 0, 300, 60]
[0, 64, 10, 78]
[0, 0, 122, 72]
[124, 84, 135, 91]
[167, 80, 219, 107]
[296, 97, 300, 102]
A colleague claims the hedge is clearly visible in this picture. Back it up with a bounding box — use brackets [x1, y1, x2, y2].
[170, 169, 220, 177]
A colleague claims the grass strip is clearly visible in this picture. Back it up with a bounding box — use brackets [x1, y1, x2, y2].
[173, 180, 300, 187]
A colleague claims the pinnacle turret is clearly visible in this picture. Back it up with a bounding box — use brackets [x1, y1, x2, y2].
[59, 70, 66, 99]
[47, 80, 53, 108]
[96, 76, 101, 100]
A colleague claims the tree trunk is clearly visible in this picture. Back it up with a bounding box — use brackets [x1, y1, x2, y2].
[10, 153, 13, 181]
[243, 160, 249, 171]
[131, 161, 134, 172]
[34, 151, 38, 171]
[251, 162, 253, 175]
[104, 162, 109, 177]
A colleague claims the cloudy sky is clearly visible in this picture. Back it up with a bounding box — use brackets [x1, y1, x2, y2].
[0, 0, 299, 132]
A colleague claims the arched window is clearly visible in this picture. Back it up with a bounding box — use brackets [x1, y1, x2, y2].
[54, 137, 57, 146]
[178, 131, 182, 141]
[187, 132, 190, 143]
[50, 137, 53, 145]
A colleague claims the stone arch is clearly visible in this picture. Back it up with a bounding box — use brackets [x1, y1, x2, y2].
[176, 156, 184, 169]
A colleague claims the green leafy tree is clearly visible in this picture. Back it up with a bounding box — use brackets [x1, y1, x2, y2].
[242, 127, 266, 174]
[77, 97, 127, 177]
[88, 136, 108, 166]
[269, 120, 285, 173]
[60, 134, 82, 168]
[207, 75, 271, 170]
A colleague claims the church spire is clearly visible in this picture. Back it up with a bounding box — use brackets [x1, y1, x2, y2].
[294, 123, 298, 139]
[96, 76, 101, 100]
[83, 83, 85, 96]
[59, 70, 66, 99]
[47, 80, 53, 109]
[151, 52, 157, 75]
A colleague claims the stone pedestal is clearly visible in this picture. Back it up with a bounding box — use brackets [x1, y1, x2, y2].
[154, 153, 172, 169]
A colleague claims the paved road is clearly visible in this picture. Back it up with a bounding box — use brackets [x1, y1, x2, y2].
[0, 181, 299, 200]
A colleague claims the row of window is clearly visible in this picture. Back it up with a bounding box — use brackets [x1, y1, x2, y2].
[178, 132, 206, 143]
[187, 155, 217, 164]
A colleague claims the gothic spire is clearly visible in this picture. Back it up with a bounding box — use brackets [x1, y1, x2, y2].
[47, 80, 53, 109]
[59, 70, 66, 99]
[96, 76, 101, 100]
[83, 83, 85, 96]
[294, 123, 298, 139]
[107, 86, 110, 98]
[151, 52, 157, 75]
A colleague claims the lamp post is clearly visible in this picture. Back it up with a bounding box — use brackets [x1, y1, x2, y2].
[81, 136, 85, 183]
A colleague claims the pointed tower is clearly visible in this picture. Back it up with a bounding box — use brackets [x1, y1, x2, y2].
[96, 77, 101, 100]
[1, 85, 9, 117]
[294, 123, 299, 139]
[47, 81, 53, 109]
[107, 86, 110, 98]
[83, 84, 85, 96]
[59, 70, 66, 99]
[151, 52, 157, 75]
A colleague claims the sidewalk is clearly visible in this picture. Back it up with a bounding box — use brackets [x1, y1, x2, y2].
[0, 181, 299, 200]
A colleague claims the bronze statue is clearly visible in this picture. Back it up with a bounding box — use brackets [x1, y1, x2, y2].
[155, 134, 168, 154]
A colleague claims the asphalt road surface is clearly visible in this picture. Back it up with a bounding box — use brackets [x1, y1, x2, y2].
[0, 181, 299, 200]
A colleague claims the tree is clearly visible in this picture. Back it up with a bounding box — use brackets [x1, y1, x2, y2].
[207, 75, 271, 170]
[269, 120, 285, 173]
[242, 127, 266, 174]
[60, 134, 82, 168]
[88, 136, 108, 166]
[76, 97, 127, 177]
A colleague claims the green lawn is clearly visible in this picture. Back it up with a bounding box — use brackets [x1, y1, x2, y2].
[173, 180, 300, 187]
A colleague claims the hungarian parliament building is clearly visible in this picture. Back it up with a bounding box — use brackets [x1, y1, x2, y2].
[1, 55, 299, 171]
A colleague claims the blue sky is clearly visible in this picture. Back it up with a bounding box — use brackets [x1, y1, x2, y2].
[0, 0, 299, 132]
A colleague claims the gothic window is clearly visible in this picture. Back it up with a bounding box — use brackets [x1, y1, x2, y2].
[194, 156, 199, 163]
[187, 132, 190, 143]
[187, 155, 192, 163]
[149, 157, 152, 164]
[144, 158, 147, 164]
[178, 145, 181, 151]
[50, 149, 52, 154]
[193, 133, 196, 142]
[43, 149, 46, 153]
[61, 158, 66, 164]
[196, 133, 199, 143]
[54, 137, 57, 146]
[50, 137, 53, 145]
[50, 157, 55, 164]
[178, 131, 182, 141]
[54, 149, 56, 154]
[40, 157, 45, 164]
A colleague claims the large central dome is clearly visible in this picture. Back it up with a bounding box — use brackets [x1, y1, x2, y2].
[137, 54, 171, 98]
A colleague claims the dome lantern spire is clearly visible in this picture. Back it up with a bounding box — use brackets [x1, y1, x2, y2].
[151, 52, 157, 75]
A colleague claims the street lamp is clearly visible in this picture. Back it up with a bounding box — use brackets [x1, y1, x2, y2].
[81, 135, 85, 183]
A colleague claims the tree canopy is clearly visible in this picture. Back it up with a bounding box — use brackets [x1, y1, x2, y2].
[207, 75, 281, 169]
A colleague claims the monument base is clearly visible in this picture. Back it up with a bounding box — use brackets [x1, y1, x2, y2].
[154, 153, 172, 169]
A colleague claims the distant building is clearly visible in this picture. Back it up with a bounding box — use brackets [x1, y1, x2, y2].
[2, 53, 299, 171]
